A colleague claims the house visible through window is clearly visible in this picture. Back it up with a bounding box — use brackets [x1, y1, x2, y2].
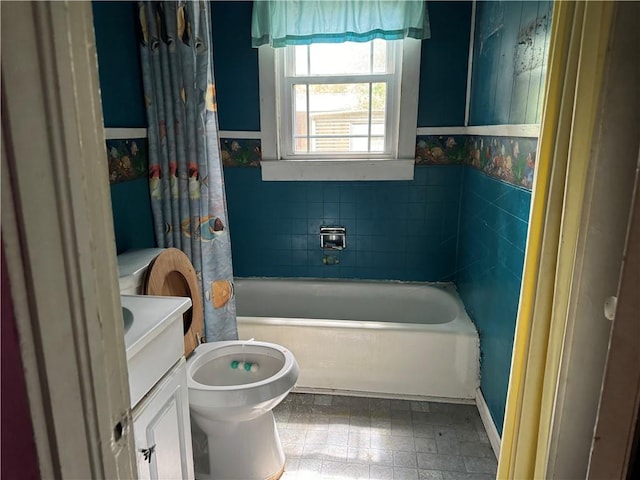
[280, 40, 399, 158]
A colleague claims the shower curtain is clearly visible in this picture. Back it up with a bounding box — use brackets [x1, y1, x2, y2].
[138, 0, 237, 341]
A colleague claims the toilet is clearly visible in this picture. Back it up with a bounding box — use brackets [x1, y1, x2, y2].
[117, 248, 299, 480]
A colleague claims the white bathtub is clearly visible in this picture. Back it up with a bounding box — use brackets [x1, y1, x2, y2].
[235, 278, 480, 400]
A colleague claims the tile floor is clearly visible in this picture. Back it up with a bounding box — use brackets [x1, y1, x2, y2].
[275, 393, 497, 480]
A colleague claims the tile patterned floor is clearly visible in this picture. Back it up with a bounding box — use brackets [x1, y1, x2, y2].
[276, 393, 497, 480]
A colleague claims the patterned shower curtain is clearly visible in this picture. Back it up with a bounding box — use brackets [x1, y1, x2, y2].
[138, 0, 237, 341]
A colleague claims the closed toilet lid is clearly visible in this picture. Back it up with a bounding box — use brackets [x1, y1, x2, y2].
[143, 248, 204, 358]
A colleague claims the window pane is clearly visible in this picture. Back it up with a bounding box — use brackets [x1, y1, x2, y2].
[312, 136, 351, 153]
[290, 41, 393, 76]
[293, 85, 308, 153]
[349, 123, 370, 152]
[349, 125, 385, 153]
[309, 42, 371, 75]
[308, 83, 369, 153]
[372, 39, 388, 73]
[295, 137, 308, 153]
[348, 135, 385, 153]
[293, 85, 308, 135]
[308, 83, 369, 115]
[292, 82, 388, 154]
[370, 136, 385, 152]
[293, 46, 308, 75]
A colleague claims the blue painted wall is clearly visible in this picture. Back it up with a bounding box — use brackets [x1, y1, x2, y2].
[469, 1, 552, 125]
[210, 1, 261, 131]
[109, 178, 156, 253]
[418, 2, 472, 127]
[92, 1, 146, 128]
[93, 1, 156, 253]
[456, 168, 531, 432]
[225, 166, 461, 281]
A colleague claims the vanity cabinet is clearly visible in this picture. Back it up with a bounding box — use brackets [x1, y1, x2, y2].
[121, 295, 194, 480]
[133, 358, 194, 480]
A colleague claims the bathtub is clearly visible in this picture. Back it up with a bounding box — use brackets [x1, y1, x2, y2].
[235, 278, 480, 400]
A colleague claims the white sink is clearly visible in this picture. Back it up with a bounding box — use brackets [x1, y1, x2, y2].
[122, 306, 134, 333]
[121, 295, 192, 407]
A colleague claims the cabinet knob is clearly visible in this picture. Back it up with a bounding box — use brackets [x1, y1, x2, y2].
[140, 444, 156, 464]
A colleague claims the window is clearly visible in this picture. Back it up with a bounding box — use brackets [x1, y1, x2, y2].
[281, 39, 398, 158]
[258, 38, 421, 181]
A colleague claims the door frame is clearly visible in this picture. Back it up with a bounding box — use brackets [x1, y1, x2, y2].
[587, 149, 640, 478]
[1, 2, 136, 477]
[545, 2, 640, 476]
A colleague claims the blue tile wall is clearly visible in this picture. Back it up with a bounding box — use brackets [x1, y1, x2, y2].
[456, 167, 531, 433]
[224, 165, 462, 281]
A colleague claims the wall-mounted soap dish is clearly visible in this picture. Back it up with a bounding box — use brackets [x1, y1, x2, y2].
[320, 226, 346, 250]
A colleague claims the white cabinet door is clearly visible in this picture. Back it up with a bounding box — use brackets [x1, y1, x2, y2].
[133, 358, 194, 480]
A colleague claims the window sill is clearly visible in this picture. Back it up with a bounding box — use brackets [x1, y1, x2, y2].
[260, 158, 415, 181]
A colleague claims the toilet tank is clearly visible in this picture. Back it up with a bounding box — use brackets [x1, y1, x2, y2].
[117, 248, 165, 294]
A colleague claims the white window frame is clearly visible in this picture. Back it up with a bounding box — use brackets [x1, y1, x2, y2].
[258, 38, 421, 181]
[280, 41, 399, 159]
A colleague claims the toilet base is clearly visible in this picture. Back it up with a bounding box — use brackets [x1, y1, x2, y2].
[192, 410, 285, 480]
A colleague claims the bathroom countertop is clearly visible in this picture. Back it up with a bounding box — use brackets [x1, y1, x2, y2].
[122, 294, 192, 359]
[121, 294, 192, 407]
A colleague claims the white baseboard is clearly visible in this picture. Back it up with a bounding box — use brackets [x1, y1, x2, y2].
[475, 388, 501, 459]
[293, 386, 476, 405]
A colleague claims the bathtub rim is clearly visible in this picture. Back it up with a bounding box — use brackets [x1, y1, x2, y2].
[237, 314, 478, 336]
[233, 277, 463, 299]
[234, 277, 477, 335]
[234, 276, 458, 285]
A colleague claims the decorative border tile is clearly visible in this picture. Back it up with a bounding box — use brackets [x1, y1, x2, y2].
[220, 138, 261, 167]
[416, 134, 537, 190]
[112, 132, 538, 190]
[415, 135, 468, 165]
[464, 135, 537, 190]
[106, 138, 148, 184]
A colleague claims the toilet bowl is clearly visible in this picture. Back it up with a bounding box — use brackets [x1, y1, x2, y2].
[188, 341, 298, 480]
[117, 248, 298, 480]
